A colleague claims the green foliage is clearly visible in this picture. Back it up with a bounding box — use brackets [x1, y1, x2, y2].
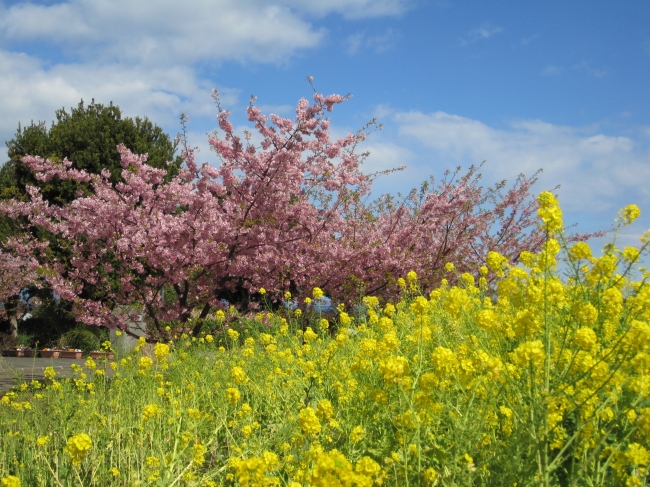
[58, 326, 109, 353]
[1, 99, 183, 208]
[9, 288, 79, 348]
[0, 99, 184, 341]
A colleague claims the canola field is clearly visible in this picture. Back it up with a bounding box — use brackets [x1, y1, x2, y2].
[1, 193, 650, 486]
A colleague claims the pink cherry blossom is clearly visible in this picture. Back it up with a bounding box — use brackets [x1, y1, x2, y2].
[0, 87, 597, 341]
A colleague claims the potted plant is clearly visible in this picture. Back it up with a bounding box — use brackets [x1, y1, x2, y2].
[59, 348, 83, 359]
[1, 347, 27, 357]
[40, 348, 63, 358]
[89, 351, 115, 360]
[89, 340, 115, 360]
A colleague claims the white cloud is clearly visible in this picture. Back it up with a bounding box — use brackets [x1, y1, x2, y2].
[0, 0, 411, 67]
[346, 33, 365, 55]
[345, 29, 399, 55]
[373, 104, 396, 119]
[359, 141, 414, 174]
[392, 110, 650, 213]
[0, 0, 325, 67]
[0, 0, 410, 159]
[459, 24, 503, 47]
[572, 61, 608, 78]
[542, 65, 561, 76]
[257, 104, 295, 116]
[521, 34, 540, 45]
[0, 49, 241, 159]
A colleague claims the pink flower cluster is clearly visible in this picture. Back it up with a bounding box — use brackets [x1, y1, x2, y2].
[0, 88, 560, 337]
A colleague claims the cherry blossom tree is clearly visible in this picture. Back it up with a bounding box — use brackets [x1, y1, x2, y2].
[0, 236, 45, 338]
[0, 85, 572, 340]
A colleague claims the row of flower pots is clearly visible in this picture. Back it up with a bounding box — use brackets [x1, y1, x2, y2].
[1, 348, 114, 360]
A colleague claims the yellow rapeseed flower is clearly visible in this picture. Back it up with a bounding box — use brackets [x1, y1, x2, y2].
[379, 356, 410, 383]
[316, 399, 335, 420]
[226, 387, 241, 405]
[350, 425, 365, 443]
[309, 450, 358, 487]
[569, 242, 592, 261]
[36, 435, 50, 447]
[231, 366, 247, 384]
[187, 408, 202, 420]
[625, 443, 650, 466]
[139, 356, 153, 371]
[573, 327, 598, 351]
[299, 407, 321, 435]
[191, 443, 206, 466]
[303, 327, 318, 343]
[486, 251, 508, 277]
[43, 366, 56, 381]
[431, 347, 458, 377]
[319, 318, 329, 332]
[0, 476, 20, 487]
[64, 433, 92, 465]
[142, 404, 163, 421]
[475, 309, 499, 331]
[623, 246, 641, 263]
[424, 467, 439, 485]
[537, 191, 563, 232]
[355, 456, 382, 480]
[339, 312, 352, 327]
[409, 296, 429, 316]
[626, 320, 650, 351]
[511, 340, 545, 367]
[154, 342, 170, 361]
[618, 204, 641, 226]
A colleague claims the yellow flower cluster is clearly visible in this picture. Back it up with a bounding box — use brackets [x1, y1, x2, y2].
[154, 342, 170, 361]
[3, 194, 650, 486]
[537, 190, 563, 232]
[64, 433, 92, 465]
[0, 477, 20, 487]
[299, 407, 321, 435]
[142, 403, 163, 421]
[378, 355, 410, 383]
[618, 204, 641, 226]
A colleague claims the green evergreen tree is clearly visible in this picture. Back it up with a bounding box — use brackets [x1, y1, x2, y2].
[0, 99, 183, 345]
[1, 99, 182, 208]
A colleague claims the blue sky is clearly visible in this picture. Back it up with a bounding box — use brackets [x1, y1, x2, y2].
[1, 0, 649, 254]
